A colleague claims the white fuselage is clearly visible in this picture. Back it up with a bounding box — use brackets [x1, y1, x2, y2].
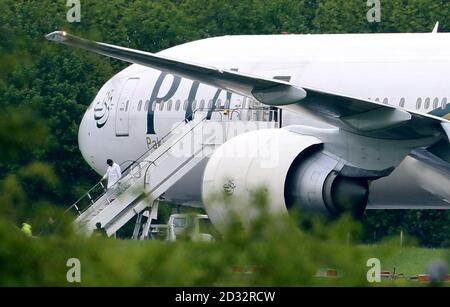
[78, 33, 450, 207]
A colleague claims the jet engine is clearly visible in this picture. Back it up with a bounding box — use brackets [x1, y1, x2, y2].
[202, 129, 369, 232]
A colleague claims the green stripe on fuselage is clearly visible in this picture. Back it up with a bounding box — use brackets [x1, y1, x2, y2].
[430, 104, 450, 118]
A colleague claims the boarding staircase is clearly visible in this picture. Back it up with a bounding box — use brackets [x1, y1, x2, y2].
[66, 108, 280, 238]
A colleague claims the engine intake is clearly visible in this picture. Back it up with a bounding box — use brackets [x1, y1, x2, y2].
[202, 129, 370, 232]
[285, 150, 369, 218]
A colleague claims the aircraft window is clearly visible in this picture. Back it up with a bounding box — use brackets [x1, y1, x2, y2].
[144, 100, 149, 111]
[192, 100, 197, 111]
[207, 100, 213, 109]
[167, 100, 173, 111]
[424, 97, 431, 109]
[399, 98, 405, 107]
[242, 97, 247, 109]
[159, 101, 165, 111]
[199, 99, 205, 110]
[217, 99, 223, 108]
[151, 101, 157, 112]
[382, 98, 388, 104]
[433, 98, 439, 109]
[183, 99, 188, 111]
[416, 98, 422, 109]
[175, 99, 181, 111]
[125, 100, 130, 111]
[173, 218, 186, 228]
[375, 98, 380, 102]
[442, 98, 448, 109]
[137, 100, 143, 111]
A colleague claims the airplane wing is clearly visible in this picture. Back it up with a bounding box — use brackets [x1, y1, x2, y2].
[367, 148, 450, 209]
[46, 31, 450, 143]
[45, 31, 307, 106]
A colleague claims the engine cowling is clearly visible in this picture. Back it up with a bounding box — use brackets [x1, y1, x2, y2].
[202, 129, 369, 232]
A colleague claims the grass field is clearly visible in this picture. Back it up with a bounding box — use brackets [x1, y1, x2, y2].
[361, 246, 448, 277]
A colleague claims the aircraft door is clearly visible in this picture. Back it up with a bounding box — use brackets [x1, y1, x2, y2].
[116, 78, 139, 136]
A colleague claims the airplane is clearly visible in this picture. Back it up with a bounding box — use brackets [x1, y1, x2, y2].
[45, 29, 450, 232]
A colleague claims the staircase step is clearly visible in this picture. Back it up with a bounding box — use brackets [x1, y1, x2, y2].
[74, 118, 278, 235]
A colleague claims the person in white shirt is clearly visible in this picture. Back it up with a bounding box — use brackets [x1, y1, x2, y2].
[103, 159, 122, 189]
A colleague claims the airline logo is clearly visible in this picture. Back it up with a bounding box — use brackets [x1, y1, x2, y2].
[223, 179, 236, 196]
[94, 90, 114, 128]
[146, 72, 235, 135]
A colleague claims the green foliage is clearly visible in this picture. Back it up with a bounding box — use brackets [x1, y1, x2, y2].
[0, 0, 448, 251]
[313, 0, 372, 33]
[0, 190, 446, 286]
[0, 192, 379, 286]
[0, 108, 47, 163]
[362, 210, 450, 248]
